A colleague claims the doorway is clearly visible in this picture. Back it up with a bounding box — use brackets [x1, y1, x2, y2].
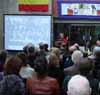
[53, 23, 100, 48]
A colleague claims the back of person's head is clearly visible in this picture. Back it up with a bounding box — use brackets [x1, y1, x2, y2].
[79, 58, 94, 76]
[0, 50, 8, 62]
[23, 43, 34, 54]
[44, 43, 48, 51]
[96, 40, 100, 46]
[48, 53, 59, 66]
[34, 56, 48, 77]
[50, 47, 60, 58]
[73, 43, 80, 50]
[16, 52, 27, 66]
[0, 50, 8, 72]
[36, 50, 46, 57]
[67, 75, 91, 95]
[93, 46, 100, 57]
[74, 43, 79, 47]
[23, 45, 28, 55]
[72, 50, 83, 64]
[39, 42, 44, 50]
[27, 46, 35, 54]
[68, 46, 77, 54]
[59, 32, 64, 39]
[4, 56, 22, 75]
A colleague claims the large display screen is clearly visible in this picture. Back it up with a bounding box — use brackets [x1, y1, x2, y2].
[4, 15, 51, 50]
[58, 1, 100, 18]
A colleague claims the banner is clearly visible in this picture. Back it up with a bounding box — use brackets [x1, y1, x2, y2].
[18, 0, 49, 12]
[58, 0, 100, 19]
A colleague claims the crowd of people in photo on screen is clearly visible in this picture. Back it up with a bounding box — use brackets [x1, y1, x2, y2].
[0, 39, 100, 95]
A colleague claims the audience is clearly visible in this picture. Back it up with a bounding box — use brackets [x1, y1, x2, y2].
[0, 56, 25, 95]
[0, 42, 100, 95]
[67, 75, 91, 95]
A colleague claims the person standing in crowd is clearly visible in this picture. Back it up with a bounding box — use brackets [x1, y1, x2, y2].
[63, 45, 77, 69]
[64, 50, 83, 76]
[0, 50, 8, 81]
[92, 46, 100, 80]
[26, 56, 59, 95]
[67, 75, 91, 95]
[96, 40, 100, 46]
[44, 43, 49, 55]
[79, 58, 100, 95]
[55, 33, 69, 49]
[16, 52, 36, 80]
[23, 43, 34, 55]
[27, 45, 36, 68]
[63, 50, 83, 94]
[38, 42, 47, 57]
[83, 33, 92, 51]
[48, 53, 64, 87]
[0, 56, 25, 95]
[50, 47, 64, 77]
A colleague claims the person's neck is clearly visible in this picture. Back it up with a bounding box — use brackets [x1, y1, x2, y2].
[37, 74, 47, 80]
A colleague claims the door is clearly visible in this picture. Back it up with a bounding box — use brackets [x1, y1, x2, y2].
[53, 23, 100, 48]
[69, 24, 96, 46]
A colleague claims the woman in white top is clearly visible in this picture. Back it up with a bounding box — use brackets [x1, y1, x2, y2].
[16, 52, 36, 79]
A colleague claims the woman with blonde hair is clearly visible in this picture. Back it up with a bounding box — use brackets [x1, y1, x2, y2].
[48, 53, 64, 88]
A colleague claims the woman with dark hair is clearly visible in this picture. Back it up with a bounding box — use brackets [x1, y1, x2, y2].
[26, 56, 59, 95]
[0, 50, 8, 81]
[16, 52, 35, 79]
[0, 56, 25, 95]
[27, 46, 36, 68]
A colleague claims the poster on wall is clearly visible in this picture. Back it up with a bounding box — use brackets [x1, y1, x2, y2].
[58, 0, 100, 18]
[18, 0, 49, 12]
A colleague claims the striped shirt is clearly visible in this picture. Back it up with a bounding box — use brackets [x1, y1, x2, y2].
[26, 76, 59, 95]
